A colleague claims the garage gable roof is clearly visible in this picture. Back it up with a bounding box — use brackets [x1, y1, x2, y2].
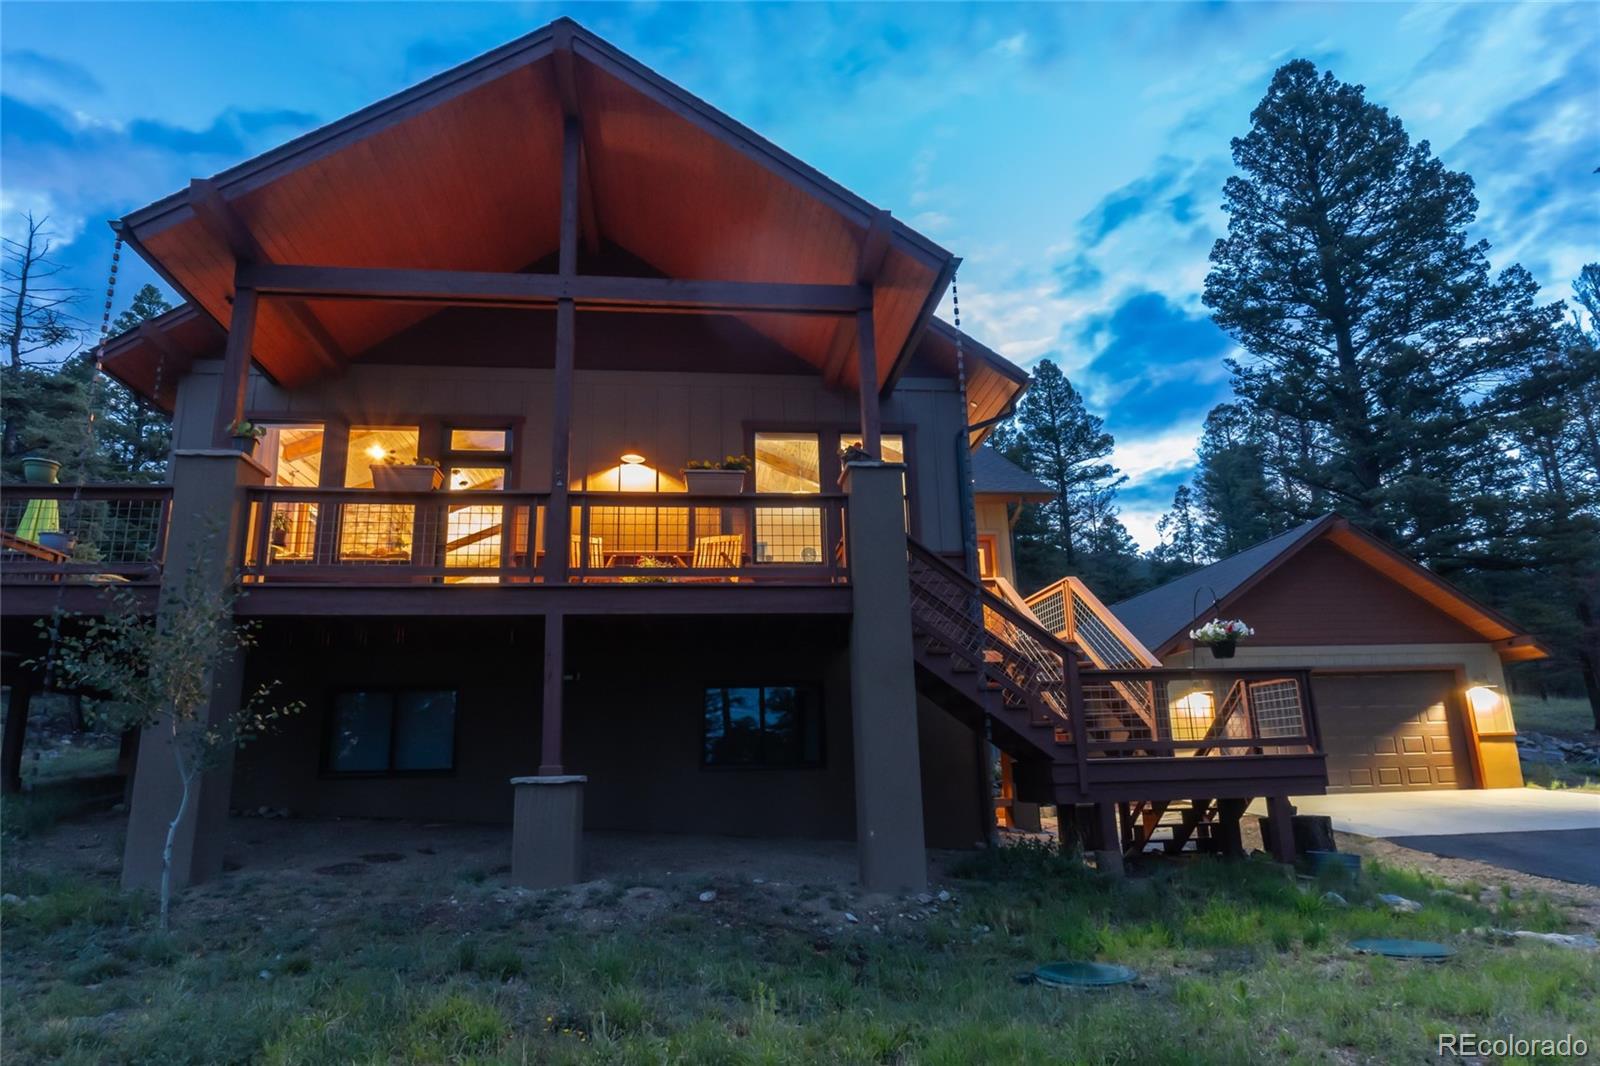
[1110, 515, 1547, 662]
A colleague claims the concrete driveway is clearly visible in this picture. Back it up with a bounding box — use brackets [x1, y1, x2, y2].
[1277, 790, 1600, 886]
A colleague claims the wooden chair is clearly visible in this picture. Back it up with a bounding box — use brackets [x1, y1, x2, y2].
[569, 535, 605, 579]
[685, 533, 743, 583]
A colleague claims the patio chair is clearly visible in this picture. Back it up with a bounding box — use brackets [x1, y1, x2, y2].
[569, 535, 605, 579]
[684, 533, 743, 583]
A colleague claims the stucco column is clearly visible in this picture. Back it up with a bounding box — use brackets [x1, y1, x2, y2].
[510, 775, 586, 887]
[842, 460, 928, 892]
[122, 449, 266, 892]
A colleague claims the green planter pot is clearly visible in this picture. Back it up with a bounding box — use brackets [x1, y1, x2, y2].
[21, 457, 61, 484]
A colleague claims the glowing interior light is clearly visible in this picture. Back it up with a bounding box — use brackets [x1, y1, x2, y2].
[365, 443, 387, 461]
[1465, 685, 1501, 717]
[620, 451, 647, 465]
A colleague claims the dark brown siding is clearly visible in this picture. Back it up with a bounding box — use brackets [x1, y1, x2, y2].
[1229, 541, 1483, 646]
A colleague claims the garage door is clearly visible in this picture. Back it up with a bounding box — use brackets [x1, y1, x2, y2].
[1313, 672, 1475, 791]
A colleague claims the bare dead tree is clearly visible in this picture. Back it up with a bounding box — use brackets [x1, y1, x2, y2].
[2, 212, 87, 368]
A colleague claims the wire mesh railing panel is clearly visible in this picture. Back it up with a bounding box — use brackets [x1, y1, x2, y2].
[1070, 590, 1144, 669]
[1029, 586, 1067, 635]
[1, 487, 170, 581]
[1079, 669, 1316, 757]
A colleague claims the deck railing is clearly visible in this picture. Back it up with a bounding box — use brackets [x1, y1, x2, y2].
[0, 484, 171, 585]
[240, 487, 848, 586]
[1078, 667, 1320, 758]
[1023, 576, 1159, 669]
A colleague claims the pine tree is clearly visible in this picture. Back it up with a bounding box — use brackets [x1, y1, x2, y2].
[1203, 60, 1562, 567]
[99, 284, 175, 480]
[1010, 358, 1120, 565]
[1192, 403, 1292, 557]
[1153, 484, 1204, 575]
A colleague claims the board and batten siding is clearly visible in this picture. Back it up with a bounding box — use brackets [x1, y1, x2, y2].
[171, 361, 969, 555]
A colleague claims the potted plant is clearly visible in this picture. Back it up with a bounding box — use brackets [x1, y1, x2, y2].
[1189, 618, 1254, 659]
[270, 510, 291, 548]
[682, 454, 751, 495]
[20, 456, 61, 485]
[371, 455, 444, 492]
[619, 555, 675, 584]
[226, 420, 267, 454]
[38, 530, 77, 556]
[839, 442, 871, 465]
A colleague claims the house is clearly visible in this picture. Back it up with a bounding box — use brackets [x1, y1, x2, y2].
[1109, 515, 1546, 792]
[0, 19, 1329, 890]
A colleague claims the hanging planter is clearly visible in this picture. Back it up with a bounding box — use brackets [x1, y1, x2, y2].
[1189, 619, 1254, 660]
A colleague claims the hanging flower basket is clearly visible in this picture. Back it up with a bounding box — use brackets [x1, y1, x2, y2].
[1190, 619, 1254, 660]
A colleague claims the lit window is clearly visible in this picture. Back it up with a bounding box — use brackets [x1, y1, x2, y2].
[260, 424, 324, 487]
[839, 433, 905, 466]
[449, 429, 509, 453]
[449, 468, 506, 491]
[345, 426, 420, 488]
[703, 685, 821, 767]
[327, 691, 456, 774]
[754, 433, 820, 493]
[977, 534, 999, 580]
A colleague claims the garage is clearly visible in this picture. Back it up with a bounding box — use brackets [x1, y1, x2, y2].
[1313, 672, 1475, 791]
[1111, 515, 1548, 792]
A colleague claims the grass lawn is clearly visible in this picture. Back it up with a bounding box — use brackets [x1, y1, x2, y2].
[3, 817, 1598, 1064]
[1513, 696, 1598, 740]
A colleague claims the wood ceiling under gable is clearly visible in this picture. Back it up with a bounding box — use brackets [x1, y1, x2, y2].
[117, 20, 951, 395]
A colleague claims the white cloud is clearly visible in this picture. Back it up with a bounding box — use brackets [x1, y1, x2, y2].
[1111, 422, 1202, 483]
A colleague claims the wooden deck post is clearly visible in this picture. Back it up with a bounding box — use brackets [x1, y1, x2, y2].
[1, 672, 35, 795]
[211, 282, 258, 447]
[1216, 798, 1249, 858]
[542, 116, 581, 584]
[1264, 795, 1298, 864]
[539, 613, 565, 775]
[855, 306, 882, 460]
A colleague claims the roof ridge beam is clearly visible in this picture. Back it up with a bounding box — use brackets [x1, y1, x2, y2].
[238, 263, 871, 316]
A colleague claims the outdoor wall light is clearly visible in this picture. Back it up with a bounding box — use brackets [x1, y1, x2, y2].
[1465, 684, 1501, 717]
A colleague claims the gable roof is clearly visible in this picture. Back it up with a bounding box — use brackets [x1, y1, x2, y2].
[112, 17, 955, 397]
[971, 446, 1052, 501]
[1110, 514, 1547, 662]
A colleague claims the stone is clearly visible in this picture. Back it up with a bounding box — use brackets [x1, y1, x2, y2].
[1321, 891, 1349, 907]
[258, 970, 272, 980]
[914, 893, 933, 905]
[937, 890, 952, 902]
[1378, 893, 1422, 913]
[697, 890, 716, 903]
[844, 912, 859, 924]
[1, 894, 22, 905]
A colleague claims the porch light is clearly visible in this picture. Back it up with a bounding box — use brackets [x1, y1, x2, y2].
[1169, 681, 1215, 743]
[1465, 684, 1500, 717]
[1465, 683, 1514, 734]
[620, 451, 647, 465]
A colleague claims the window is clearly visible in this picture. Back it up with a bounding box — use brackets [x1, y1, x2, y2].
[345, 426, 420, 488]
[754, 433, 823, 563]
[450, 428, 510, 453]
[754, 433, 820, 493]
[260, 423, 324, 487]
[327, 690, 456, 774]
[977, 534, 999, 580]
[702, 685, 821, 767]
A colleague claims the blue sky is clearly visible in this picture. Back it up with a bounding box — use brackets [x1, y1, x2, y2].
[3, 2, 1595, 547]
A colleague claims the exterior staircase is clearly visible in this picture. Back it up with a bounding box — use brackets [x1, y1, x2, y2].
[904, 536, 1329, 847]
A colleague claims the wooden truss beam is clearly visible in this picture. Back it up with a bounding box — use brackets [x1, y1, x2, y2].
[236, 262, 871, 316]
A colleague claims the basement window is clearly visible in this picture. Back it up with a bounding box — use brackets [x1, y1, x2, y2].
[702, 685, 822, 768]
[326, 690, 457, 774]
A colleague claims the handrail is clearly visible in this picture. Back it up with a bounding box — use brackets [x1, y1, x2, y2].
[1023, 574, 1160, 668]
[1, 484, 173, 585]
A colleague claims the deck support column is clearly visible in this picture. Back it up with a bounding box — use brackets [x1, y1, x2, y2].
[122, 448, 267, 892]
[539, 613, 565, 775]
[842, 460, 927, 892]
[1090, 801, 1124, 878]
[2, 672, 36, 795]
[1264, 795, 1297, 864]
[1216, 798, 1248, 858]
[211, 283, 258, 447]
[854, 308, 882, 459]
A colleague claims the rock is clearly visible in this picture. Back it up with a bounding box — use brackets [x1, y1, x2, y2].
[914, 893, 933, 905]
[844, 912, 859, 924]
[1321, 891, 1349, 907]
[697, 890, 716, 903]
[751, 877, 765, 885]
[1, 894, 22, 905]
[1378, 893, 1422, 913]
[258, 970, 272, 980]
[1497, 929, 1600, 950]
[937, 890, 952, 902]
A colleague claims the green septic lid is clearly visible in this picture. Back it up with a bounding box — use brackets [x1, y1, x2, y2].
[1350, 938, 1455, 960]
[1033, 961, 1137, 987]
